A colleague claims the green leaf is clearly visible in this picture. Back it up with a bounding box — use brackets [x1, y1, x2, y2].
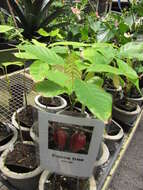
[30, 61, 49, 82]
[51, 46, 68, 54]
[83, 48, 107, 65]
[38, 28, 63, 39]
[35, 80, 66, 97]
[2, 62, 24, 67]
[14, 52, 38, 59]
[97, 29, 114, 42]
[87, 76, 104, 87]
[32, 39, 47, 47]
[116, 59, 138, 80]
[19, 45, 65, 65]
[46, 70, 69, 88]
[119, 42, 143, 60]
[74, 79, 112, 121]
[88, 17, 101, 33]
[87, 64, 122, 75]
[49, 41, 92, 48]
[38, 28, 50, 36]
[0, 25, 14, 33]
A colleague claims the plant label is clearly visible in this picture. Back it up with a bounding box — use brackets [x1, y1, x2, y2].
[38, 111, 104, 178]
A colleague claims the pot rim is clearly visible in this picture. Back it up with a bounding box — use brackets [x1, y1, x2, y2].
[104, 85, 122, 92]
[30, 122, 39, 143]
[12, 107, 30, 132]
[0, 123, 18, 152]
[38, 171, 97, 190]
[126, 96, 143, 101]
[113, 103, 141, 115]
[35, 95, 67, 111]
[95, 142, 109, 166]
[0, 141, 43, 179]
[103, 120, 124, 141]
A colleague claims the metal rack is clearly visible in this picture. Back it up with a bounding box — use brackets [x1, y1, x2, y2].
[0, 70, 142, 190]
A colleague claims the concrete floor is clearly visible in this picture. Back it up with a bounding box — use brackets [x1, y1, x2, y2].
[109, 114, 143, 190]
[0, 115, 143, 190]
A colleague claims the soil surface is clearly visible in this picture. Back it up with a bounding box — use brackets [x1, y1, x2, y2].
[114, 99, 137, 112]
[60, 107, 87, 118]
[39, 96, 61, 107]
[6, 143, 38, 173]
[44, 174, 89, 190]
[106, 122, 120, 136]
[0, 122, 13, 146]
[17, 105, 38, 128]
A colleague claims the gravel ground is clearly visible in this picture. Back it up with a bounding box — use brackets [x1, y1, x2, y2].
[109, 114, 143, 190]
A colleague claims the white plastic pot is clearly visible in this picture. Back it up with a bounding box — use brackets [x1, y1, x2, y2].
[12, 107, 30, 132]
[0, 141, 43, 190]
[103, 120, 124, 141]
[95, 142, 110, 167]
[39, 170, 97, 190]
[0, 123, 18, 153]
[35, 95, 67, 113]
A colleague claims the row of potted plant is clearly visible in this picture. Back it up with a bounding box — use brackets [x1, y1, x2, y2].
[0, 0, 143, 188]
[0, 32, 143, 189]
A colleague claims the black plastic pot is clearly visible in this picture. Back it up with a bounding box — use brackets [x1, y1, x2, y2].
[113, 101, 141, 125]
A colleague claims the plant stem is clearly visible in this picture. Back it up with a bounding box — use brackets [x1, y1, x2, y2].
[6, 0, 18, 28]
[23, 64, 28, 107]
[81, 104, 85, 115]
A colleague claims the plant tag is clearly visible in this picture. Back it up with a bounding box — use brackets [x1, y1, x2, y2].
[38, 110, 104, 178]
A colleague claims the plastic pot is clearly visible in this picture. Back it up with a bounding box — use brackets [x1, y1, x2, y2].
[39, 170, 97, 190]
[95, 142, 109, 167]
[12, 107, 35, 141]
[0, 123, 18, 153]
[104, 86, 122, 99]
[35, 95, 67, 113]
[126, 96, 143, 107]
[0, 141, 43, 190]
[104, 120, 124, 141]
[113, 102, 141, 125]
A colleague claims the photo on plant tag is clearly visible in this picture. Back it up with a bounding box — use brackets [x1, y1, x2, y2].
[48, 121, 93, 155]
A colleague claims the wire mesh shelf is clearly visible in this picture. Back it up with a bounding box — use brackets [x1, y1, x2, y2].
[0, 71, 35, 124]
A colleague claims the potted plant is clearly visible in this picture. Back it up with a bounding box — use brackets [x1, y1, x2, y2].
[0, 64, 42, 190]
[0, 121, 17, 154]
[4, 0, 67, 40]
[38, 170, 97, 190]
[0, 141, 43, 190]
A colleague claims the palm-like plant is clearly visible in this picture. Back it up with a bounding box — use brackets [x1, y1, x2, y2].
[7, 0, 67, 39]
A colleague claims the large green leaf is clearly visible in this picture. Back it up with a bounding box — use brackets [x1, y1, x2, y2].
[87, 64, 122, 75]
[119, 42, 143, 60]
[83, 48, 108, 65]
[116, 59, 138, 80]
[0, 25, 14, 33]
[19, 45, 65, 65]
[74, 79, 112, 121]
[35, 80, 66, 97]
[46, 70, 69, 88]
[30, 60, 49, 82]
[14, 52, 38, 59]
[116, 58, 139, 90]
